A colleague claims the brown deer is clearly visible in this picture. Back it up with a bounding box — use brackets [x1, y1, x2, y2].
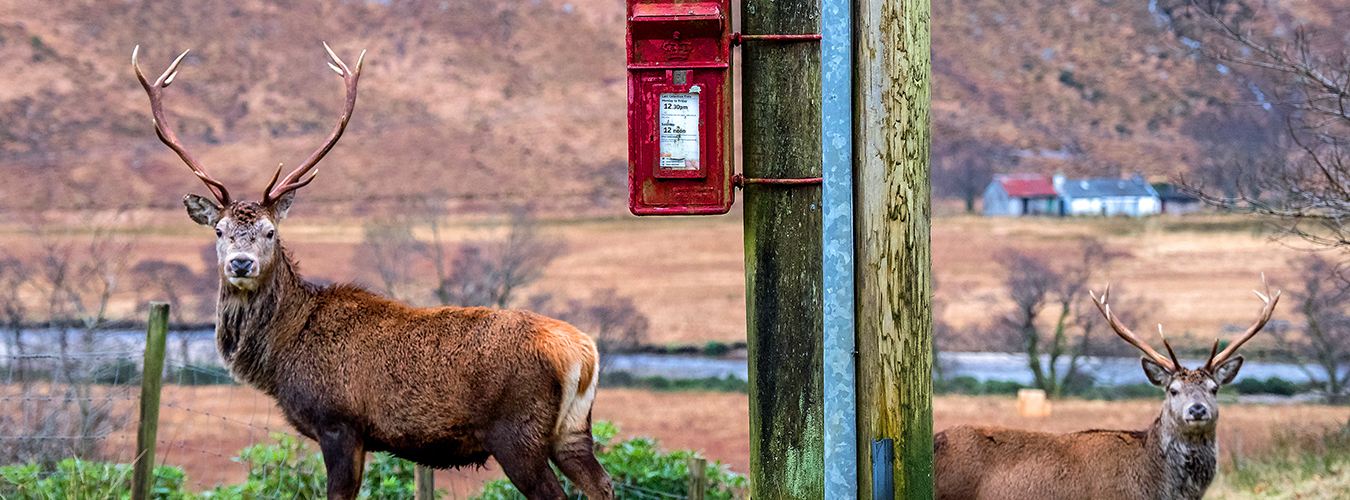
[934, 283, 1280, 500]
[132, 45, 614, 500]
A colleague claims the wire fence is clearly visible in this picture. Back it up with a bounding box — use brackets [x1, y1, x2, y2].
[0, 328, 144, 477]
[2, 325, 707, 499]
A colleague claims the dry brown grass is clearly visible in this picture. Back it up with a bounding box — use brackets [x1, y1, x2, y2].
[0, 211, 1325, 350]
[14, 383, 1341, 497]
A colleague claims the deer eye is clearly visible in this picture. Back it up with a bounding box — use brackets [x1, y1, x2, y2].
[215, 228, 223, 237]
[1210, 387, 1218, 395]
[266, 230, 275, 239]
[1169, 389, 1179, 396]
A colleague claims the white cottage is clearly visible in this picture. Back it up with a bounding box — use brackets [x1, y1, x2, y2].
[1055, 174, 1160, 216]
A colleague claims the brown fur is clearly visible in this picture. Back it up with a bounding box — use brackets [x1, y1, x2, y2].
[934, 287, 1277, 500]
[934, 362, 1237, 500]
[146, 44, 611, 499]
[197, 201, 614, 500]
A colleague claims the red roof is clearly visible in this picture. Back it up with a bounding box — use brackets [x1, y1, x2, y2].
[996, 174, 1057, 198]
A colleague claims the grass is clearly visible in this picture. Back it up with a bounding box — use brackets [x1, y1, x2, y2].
[1209, 419, 1350, 499]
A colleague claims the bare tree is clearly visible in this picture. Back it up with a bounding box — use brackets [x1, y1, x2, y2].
[358, 215, 426, 303]
[1173, 1, 1350, 247]
[1281, 254, 1350, 403]
[0, 255, 30, 383]
[131, 259, 212, 365]
[435, 207, 564, 308]
[16, 208, 135, 463]
[932, 137, 1006, 213]
[1000, 238, 1127, 397]
[530, 288, 650, 370]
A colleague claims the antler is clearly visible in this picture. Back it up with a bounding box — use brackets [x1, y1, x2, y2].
[133, 46, 231, 206]
[262, 42, 365, 206]
[1090, 285, 1176, 371]
[1205, 278, 1281, 371]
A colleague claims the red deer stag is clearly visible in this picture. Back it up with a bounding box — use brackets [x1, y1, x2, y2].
[133, 45, 613, 500]
[934, 283, 1279, 500]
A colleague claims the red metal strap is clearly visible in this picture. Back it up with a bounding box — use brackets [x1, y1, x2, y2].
[733, 174, 824, 188]
[731, 33, 823, 46]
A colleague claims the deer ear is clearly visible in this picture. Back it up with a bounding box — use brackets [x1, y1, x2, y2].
[1141, 357, 1171, 386]
[183, 194, 222, 226]
[269, 190, 296, 221]
[1212, 355, 1244, 385]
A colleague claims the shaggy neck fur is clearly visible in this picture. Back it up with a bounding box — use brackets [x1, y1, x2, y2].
[1147, 414, 1218, 500]
[216, 245, 314, 395]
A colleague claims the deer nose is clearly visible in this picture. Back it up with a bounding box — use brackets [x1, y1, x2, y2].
[1188, 403, 1209, 420]
[228, 257, 254, 277]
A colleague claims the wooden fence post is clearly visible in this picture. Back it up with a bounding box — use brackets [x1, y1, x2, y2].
[687, 457, 707, 500]
[415, 465, 436, 500]
[131, 302, 169, 500]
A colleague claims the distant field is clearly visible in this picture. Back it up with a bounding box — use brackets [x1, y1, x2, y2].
[0, 211, 1324, 350]
[20, 384, 1342, 498]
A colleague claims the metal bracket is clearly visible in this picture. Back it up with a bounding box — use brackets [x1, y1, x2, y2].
[731, 33, 823, 46]
[733, 173, 824, 188]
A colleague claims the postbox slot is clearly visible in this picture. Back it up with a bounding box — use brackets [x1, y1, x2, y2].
[628, 2, 727, 68]
[631, 2, 721, 19]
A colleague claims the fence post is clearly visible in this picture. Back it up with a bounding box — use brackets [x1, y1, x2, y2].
[687, 457, 707, 500]
[131, 302, 169, 500]
[415, 465, 436, 500]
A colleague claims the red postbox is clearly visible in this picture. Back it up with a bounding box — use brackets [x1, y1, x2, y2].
[627, 0, 734, 215]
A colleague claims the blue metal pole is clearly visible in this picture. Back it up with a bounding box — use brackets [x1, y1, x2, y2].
[821, 0, 857, 496]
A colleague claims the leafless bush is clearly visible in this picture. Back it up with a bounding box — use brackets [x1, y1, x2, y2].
[999, 238, 1136, 397]
[529, 288, 650, 368]
[1, 209, 137, 465]
[434, 207, 565, 308]
[358, 215, 426, 303]
[1280, 254, 1350, 403]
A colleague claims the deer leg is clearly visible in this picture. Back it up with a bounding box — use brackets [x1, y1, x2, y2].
[551, 426, 614, 500]
[483, 424, 566, 500]
[318, 428, 366, 500]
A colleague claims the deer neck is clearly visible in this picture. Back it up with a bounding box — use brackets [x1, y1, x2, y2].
[1147, 414, 1218, 500]
[215, 246, 313, 395]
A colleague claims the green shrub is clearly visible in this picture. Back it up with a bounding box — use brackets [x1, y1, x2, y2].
[1234, 376, 1301, 396]
[94, 358, 139, 385]
[174, 364, 235, 386]
[599, 372, 748, 393]
[939, 376, 981, 395]
[0, 458, 188, 500]
[201, 434, 326, 500]
[1081, 383, 1160, 401]
[471, 421, 745, 500]
[703, 341, 730, 357]
[982, 380, 1024, 395]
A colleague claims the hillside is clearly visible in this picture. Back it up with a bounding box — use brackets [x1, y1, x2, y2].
[0, 0, 628, 214]
[0, 0, 1344, 214]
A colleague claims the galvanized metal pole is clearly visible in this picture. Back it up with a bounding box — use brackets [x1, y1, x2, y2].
[741, 0, 824, 497]
[853, 0, 934, 498]
[821, 0, 858, 496]
[131, 302, 169, 500]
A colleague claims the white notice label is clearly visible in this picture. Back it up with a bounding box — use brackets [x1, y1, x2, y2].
[659, 93, 700, 170]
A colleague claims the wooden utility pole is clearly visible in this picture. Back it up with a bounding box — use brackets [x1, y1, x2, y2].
[741, 0, 824, 497]
[853, 0, 934, 498]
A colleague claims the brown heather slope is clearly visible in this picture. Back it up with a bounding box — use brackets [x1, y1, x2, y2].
[0, 0, 628, 214]
[4, 0, 1346, 215]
